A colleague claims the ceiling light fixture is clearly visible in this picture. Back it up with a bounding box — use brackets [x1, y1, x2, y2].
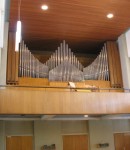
[41, 5, 48, 10]
[107, 13, 114, 19]
[15, 0, 22, 51]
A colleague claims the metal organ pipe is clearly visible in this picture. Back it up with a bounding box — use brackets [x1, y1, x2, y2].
[19, 40, 48, 78]
[83, 44, 110, 81]
[19, 40, 109, 82]
[48, 41, 84, 81]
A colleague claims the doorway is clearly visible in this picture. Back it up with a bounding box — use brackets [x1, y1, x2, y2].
[114, 133, 130, 150]
[63, 135, 88, 150]
[6, 136, 33, 150]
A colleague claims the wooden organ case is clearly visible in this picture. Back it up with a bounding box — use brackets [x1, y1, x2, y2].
[6, 32, 123, 89]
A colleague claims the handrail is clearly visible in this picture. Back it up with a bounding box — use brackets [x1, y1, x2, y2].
[0, 85, 128, 92]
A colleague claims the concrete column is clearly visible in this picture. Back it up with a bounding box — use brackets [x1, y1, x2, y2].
[88, 120, 115, 150]
[0, 22, 8, 85]
[0, 121, 5, 150]
[0, 0, 10, 85]
[0, 48, 1, 68]
[118, 33, 130, 89]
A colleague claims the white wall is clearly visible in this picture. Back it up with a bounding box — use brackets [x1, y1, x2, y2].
[0, 120, 130, 150]
[112, 119, 130, 133]
[5, 121, 34, 136]
[89, 120, 115, 150]
[0, 120, 88, 150]
[89, 120, 130, 150]
[0, 22, 8, 85]
[34, 120, 88, 150]
[0, 121, 5, 150]
[118, 34, 130, 89]
[61, 120, 88, 134]
[0, 0, 5, 48]
[0, 0, 10, 85]
[34, 121, 62, 150]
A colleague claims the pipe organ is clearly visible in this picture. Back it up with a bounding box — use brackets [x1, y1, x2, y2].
[48, 41, 84, 81]
[7, 32, 123, 88]
[45, 41, 83, 71]
[18, 40, 110, 82]
[19, 40, 84, 82]
[83, 44, 109, 81]
[19, 41, 49, 78]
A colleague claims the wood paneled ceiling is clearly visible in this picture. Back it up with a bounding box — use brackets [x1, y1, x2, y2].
[9, 0, 130, 54]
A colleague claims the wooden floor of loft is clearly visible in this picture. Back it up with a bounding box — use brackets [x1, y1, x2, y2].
[17, 77, 123, 92]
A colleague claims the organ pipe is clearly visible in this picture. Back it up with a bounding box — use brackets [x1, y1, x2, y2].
[18, 40, 110, 82]
[19, 40, 49, 78]
[83, 44, 110, 81]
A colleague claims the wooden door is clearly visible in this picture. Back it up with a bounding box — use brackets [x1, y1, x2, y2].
[6, 136, 33, 150]
[124, 133, 130, 150]
[63, 135, 88, 150]
[114, 133, 130, 150]
[114, 133, 124, 150]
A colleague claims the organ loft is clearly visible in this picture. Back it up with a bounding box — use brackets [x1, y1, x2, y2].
[1, 0, 130, 116]
[1, 29, 128, 115]
[7, 32, 122, 90]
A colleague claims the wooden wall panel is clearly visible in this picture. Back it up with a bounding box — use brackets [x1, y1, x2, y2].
[7, 33, 13, 82]
[7, 32, 19, 84]
[21, 136, 33, 150]
[106, 41, 123, 88]
[18, 78, 110, 90]
[114, 43, 123, 87]
[114, 133, 124, 150]
[6, 136, 22, 150]
[6, 136, 33, 150]
[18, 77, 49, 86]
[0, 87, 130, 114]
[114, 133, 130, 150]
[124, 133, 130, 150]
[49, 80, 110, 88]
[15, 52, 19, 82]
[63, 135, 88, 150]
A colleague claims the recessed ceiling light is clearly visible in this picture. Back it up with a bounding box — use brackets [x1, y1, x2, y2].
[107, 13, 114, 19]
[84, 115, 88, 118]
[41, 5, 48, 10]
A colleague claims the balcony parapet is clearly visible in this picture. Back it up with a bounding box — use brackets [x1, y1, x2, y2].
[0, 85, 129, 114]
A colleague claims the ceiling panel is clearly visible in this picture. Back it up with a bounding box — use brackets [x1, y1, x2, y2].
[9, 0, 130, 53]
